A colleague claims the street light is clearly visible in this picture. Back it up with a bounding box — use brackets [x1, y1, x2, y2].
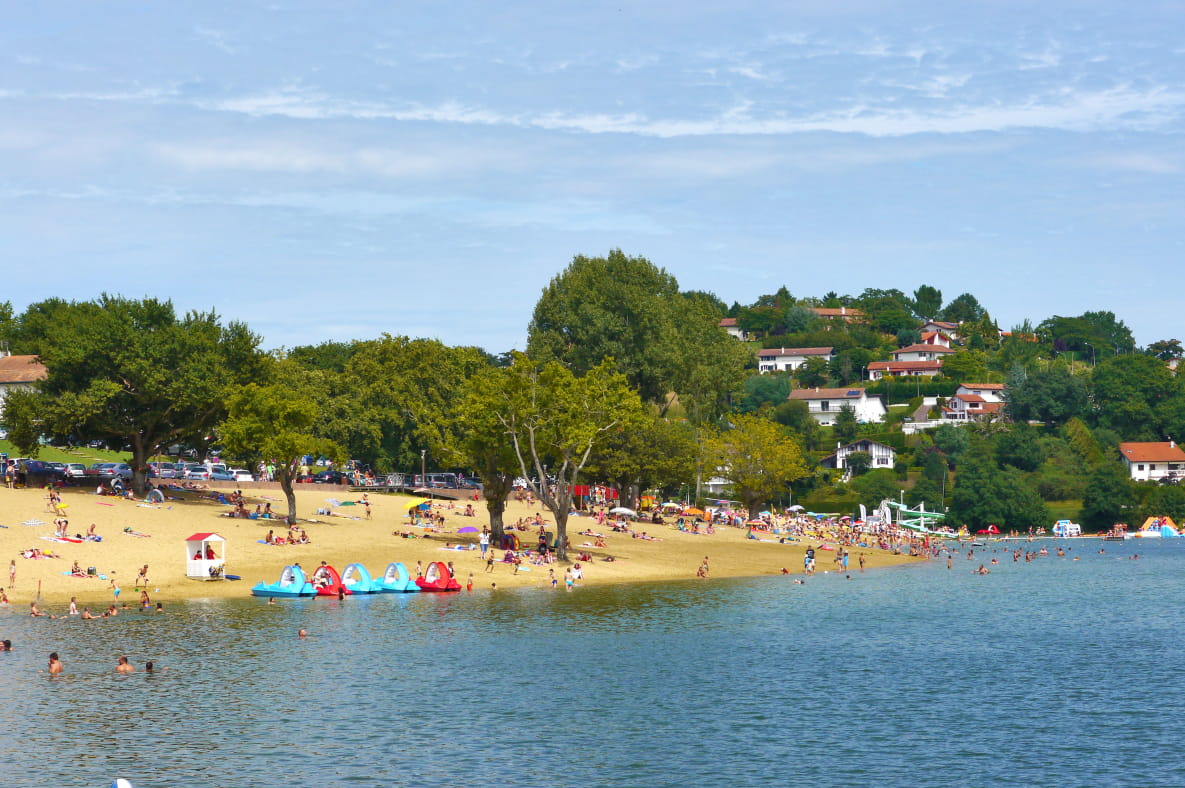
[420, 449, 426, 487]
[1083, 342, 1095, 366]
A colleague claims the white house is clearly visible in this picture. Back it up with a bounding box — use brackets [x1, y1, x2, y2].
[943, 383, 1006, 422]
[921, 320, 960, 340]
[891, 343, 957, 363]
[0, 354, 47, 412]
[819, 439, 897, 475]
[756, 346, 834, 373]
[810, 306, 864, 323]
[718, 317, 748, 341]
[866, 360, 943, 380]
[1119, 442, 1185, 482]
[920, 331, 953, 348]
[788, 387, 886, 425]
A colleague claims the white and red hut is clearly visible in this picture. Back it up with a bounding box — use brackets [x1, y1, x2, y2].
[185, 532, 226, 579]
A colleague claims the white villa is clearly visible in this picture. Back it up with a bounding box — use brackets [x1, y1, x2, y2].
[788, 387, 886, 425]
[943, 383, 1006, 422]
[921, 320, 960, 340]
[756, 346, 834, 373]
[718, 317, 748, 341]
[819, 439, 897, 475]
[891, 344, 956, 363]
[1119, 442, 1185, 482]
[866, 360, 943, 380]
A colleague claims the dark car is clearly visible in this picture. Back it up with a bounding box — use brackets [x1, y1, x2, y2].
[18, 460, 69, 485]
[312, 470, 351, 484]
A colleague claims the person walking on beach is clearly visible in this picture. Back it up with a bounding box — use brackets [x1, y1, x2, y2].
[8, 560, 14, 589]
[480, 526, 491, 558]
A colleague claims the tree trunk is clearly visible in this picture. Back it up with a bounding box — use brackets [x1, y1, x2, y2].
[482, 473, 512, 541]
[554, 496, 571, 561]
[131, 435, 149, 496]
[280, 466, 298, 525]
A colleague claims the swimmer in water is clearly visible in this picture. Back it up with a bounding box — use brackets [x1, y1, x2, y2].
[116, 655, 135, 674]
[47, 652, 63, 675]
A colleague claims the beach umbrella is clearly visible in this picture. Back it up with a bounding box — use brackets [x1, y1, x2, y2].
[609, 507, 637, 516]
[457, 526, 479, 534]
[788, 505, 805, 511]
[745, 519, 766, 525]
[683, 507, 705, 517]
[661, 502, 681, 510]
[325, 498, 343, 507]
[405, 498, 431, 509]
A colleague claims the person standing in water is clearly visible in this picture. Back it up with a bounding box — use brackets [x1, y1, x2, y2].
[47, 652, 63, 675]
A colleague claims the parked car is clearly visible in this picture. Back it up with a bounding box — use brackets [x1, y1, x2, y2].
[209, 469, 236, 481]
[17, 460, 68, 485]
[147, 461, 178, 479]
[65, 463, 88, 478]
[98, 463, 134, 481]
[313, 470, 351, 484]
[185, 467, 211, 480]
[230, 468, 255, 482]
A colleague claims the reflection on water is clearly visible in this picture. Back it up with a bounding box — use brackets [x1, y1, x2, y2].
[2, 540, 1184, 786]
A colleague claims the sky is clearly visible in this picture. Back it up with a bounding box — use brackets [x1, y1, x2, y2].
[1, 1, 1182, 353]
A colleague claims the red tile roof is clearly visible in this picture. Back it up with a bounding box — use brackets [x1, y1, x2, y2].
[788, 387, 870, 400]
[0, 355, 47, 384]
[1119, 442, 1185, 463]
[810, 307, 864, 318]
[956, 393, 986, 403]
[867, 360, 943, 373]
[756, 346, 834, 358]
[718, 318, 738, 327]
[961, 383, 1005, 391]
[892, 343, 956, 355]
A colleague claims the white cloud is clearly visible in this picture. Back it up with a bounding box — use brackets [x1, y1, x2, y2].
[1078, 152, 1181, 174]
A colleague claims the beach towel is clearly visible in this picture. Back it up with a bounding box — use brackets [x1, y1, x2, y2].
[122, 528, 150, 538]
[21, 519, 46, 526]
[41, 536, 83, 543]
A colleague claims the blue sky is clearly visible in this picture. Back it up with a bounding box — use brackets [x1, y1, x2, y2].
[1, 1, 1181, 353]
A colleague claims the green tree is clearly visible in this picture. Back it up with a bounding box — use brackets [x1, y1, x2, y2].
[844, 451, 872, 477]
[852, 469, 899, 512]
[1091, 354, 1176, 439]
[527, 250, 680, 406]
[1139, 485, 1185, 524]
[795, 357, 830, 389]
[736, 373, 791, 414]
[772, 400, 821, 450]
[707, 414, 810, 518]
[941, 293, 985, 324]
[4, 296, 261, 494]
[1147, 339, 1183, 361]
[1080, 461, 1137, 531]
[940, 350, 990, 382]
[1063, 417, 1104, 467]
[906, 478, 943, 510]
[948, 444, 1047, 530]
[485, 354, 644, 560]
[996, 423, 1045, 471]
[833, 404, 859, 444]
[932, 424, 971, 465]
[1003, 365, 1088, 426]
[911, 285, 943, 321]
[585, 414, 697, 510]
[220, 361, 345, 524]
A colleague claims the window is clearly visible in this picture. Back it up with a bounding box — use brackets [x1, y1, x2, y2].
[820, 401, 830, 412]
[1138, 464, 1145, 471]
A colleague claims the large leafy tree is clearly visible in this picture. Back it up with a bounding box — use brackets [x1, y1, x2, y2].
[527, 250, 681, 406]
[707, 414, 809, 518]
[1090, 354, 1177, 439]
[585, 414, 698, 510]
[1003, 365, 1088, 426]
[948, 443, 1048, 530]
[220, 361, 345, 524]
[1080, 461, 1137, 531]
[5, 296, 261, 493]
[484, 354, 644, 560]
[941, 293, 985, 324]
[911, 285, 943, 321]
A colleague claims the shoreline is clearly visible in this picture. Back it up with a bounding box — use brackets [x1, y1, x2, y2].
[0, 484, 924, 611]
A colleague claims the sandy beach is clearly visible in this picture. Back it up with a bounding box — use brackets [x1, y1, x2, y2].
[0, 483, 921, 611]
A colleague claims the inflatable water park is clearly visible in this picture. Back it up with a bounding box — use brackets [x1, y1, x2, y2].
[251, 560, 462, 598]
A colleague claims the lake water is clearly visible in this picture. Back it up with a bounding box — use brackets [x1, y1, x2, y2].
[3, 538, 1185, 787]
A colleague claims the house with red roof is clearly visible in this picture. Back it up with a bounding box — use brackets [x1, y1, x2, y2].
[717, 317, 748, 341]
[866, 359, 943, 381]
[809, 306, 864, 323]
[943, 383, 1006, 422]
[0, 353, 47, 411]
[756, 346, 834, 373]
[891, 343, 957, 363]
[921, 320, 960, 341]
[1119, 442, 1185, 482]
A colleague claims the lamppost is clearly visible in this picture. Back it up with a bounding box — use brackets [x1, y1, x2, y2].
[1084, 342, 1095, 366]
[420, 449, 426, 487]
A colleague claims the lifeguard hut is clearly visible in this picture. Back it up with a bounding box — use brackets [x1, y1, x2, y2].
[185, 532, 226, 580]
